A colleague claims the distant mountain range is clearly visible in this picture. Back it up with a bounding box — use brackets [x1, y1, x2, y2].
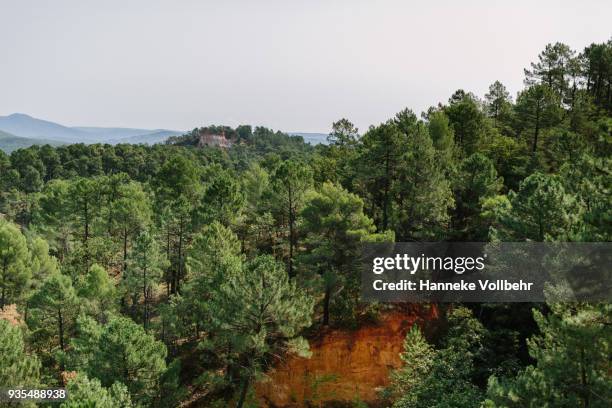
[0, 113, 184, 152]
[0, 113, 329, 153]
[0, 129, 64, 153]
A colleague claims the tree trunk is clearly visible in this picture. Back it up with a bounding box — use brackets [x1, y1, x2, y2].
[236, 377, 250, 408]
[58, 308, 65, 352]
[83, 201, 90, 270]
[166, 227, 171, 296]
[175, 217, 184, 294]
[288, 186, 295, 278]
[123, 227, 128, 274]
[382, 150, 390, 230]
[143, 264, 148, 331]
[58, 308, 66, 372]
[323, 285, 331, 326]
[1, 259, 7, 308]
[532, 100, 541, 153]
[580, 347, 590, 408]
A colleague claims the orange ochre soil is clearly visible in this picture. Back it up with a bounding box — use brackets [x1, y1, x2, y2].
[256, 305, 439, 407]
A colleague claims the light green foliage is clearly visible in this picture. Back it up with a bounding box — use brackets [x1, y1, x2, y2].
[78, 263, 117, 318]
[561, 155, 611, 240]
[0, 319, 40, 388]
[485, 303, 612, 408]
[204, 254, 314, 407]
[73, 316, 167, 405]
[62, 373, 132, 408]
[0, 219, 30, 308]
[492, 172, 580, 241]
[186, 221, 242, 284]
[386, 326, 435, 404]
[27, 236, 59, 291]
[389, 307, 486, 408]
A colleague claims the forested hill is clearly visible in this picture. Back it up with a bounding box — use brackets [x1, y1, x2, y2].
[0, 39, 610, 408]
[167, 125, 314, 152]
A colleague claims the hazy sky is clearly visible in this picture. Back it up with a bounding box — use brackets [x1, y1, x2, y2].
[1, 1, 610, 133]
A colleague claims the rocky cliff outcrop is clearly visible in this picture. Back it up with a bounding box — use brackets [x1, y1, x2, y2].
[256, 305, 439, 407]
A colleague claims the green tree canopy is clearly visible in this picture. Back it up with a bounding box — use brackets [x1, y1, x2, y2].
[0, 219, 30, 308]
[300, 182, 377, 325]
[62, 373, 132, 408]
[0, 319, 40, 389]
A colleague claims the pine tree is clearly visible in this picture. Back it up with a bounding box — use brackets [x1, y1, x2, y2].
[524, 42, 575, 95]
[427, 110, 456, 172]
[485, 303, 611, 408]
[205, 254, 314, 408]
[77, 316, 167, 405]
[27, 272, 79, 368]
[27, 236, 59, 292]
[0, 319, 40, 388]
[393, 115, 454, 240]
[271, 159, 313, 277]
[237, 162, 274, 255]
[561, 155, 612, 241]
[485, 81, 512, 128]
[110, 181, 151, 274]
[492, 173, 580, 241]
[386, 325, 435, 405]
[444, 90, 487, 155]
[123, 230, 167, 329]
[300, 182, 376, 325]
[328, 118, 359, 146]
[62, 373, 132, 408]
[69, 177, 103, 271]
[78, 264, 117, 319]
[33, 179, 73, 262]
[0, 219, 30, 308]
[154, 156, 201, 294]
[173, 222, 244, 340]
[196, 165, 245, 227]
[389, 307, 486, 408]
[454, 153, 503, 240]
[515, 84, 563, 153]
[357, 121, 406, 230]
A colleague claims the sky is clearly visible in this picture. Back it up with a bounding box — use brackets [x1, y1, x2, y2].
[1, 0, 610, 133]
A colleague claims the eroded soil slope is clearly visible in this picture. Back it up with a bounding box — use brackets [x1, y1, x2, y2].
[257, 305, 439, 407]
